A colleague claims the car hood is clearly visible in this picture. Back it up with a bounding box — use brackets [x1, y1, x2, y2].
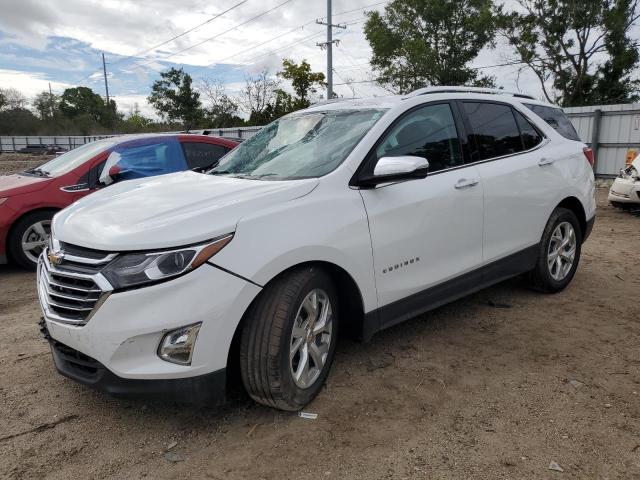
[0, 173, 50, 196]
[53, 171, 319, 251]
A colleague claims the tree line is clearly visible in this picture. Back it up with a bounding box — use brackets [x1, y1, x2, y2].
[0, 0, 638, 136]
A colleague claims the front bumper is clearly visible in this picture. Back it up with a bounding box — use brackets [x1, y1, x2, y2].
[608, 177, 640, 204]
[38, 258, 261, 400]
[40, 318, 226, 404]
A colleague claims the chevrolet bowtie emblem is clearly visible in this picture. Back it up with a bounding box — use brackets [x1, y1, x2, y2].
[48, 250, 64, 266]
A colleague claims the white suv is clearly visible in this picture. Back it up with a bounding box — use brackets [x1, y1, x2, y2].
[37, 87, 596, 410]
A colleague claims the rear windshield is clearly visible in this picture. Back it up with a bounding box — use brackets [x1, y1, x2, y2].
[523, 104, 581, 141]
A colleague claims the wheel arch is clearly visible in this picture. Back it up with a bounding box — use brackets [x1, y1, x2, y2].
[225, 260, 367, 392]
[555, 196, 587, 238]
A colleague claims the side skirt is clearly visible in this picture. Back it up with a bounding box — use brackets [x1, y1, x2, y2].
[362, 244, 539, 340]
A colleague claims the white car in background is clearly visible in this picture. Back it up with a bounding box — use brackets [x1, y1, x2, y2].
[609, 154, 640, 207]
[37, 87, 596, 411]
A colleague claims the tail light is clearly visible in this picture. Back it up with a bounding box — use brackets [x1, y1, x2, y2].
[583, 147, 595, 167]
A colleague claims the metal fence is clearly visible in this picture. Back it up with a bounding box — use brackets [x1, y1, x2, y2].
[564, 103, 640, 178]
[2, 105, 639, 177]
[0, 126, 262, 154]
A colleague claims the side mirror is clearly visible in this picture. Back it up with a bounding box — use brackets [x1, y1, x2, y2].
[358, 156, 429, 188]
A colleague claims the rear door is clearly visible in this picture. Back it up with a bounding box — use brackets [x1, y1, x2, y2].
[358, 102, 484, 323]
[459, 101, 560, 264]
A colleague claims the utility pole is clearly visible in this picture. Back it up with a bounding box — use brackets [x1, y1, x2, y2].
[316, 0, 346, 99]
[102, 52, 110, 105]
[48, 82, 53, 118]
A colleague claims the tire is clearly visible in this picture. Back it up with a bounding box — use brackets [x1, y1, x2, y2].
[529, 207, 582, 293]
[8, 211, 53, 270]
[240, 266, 339, 411]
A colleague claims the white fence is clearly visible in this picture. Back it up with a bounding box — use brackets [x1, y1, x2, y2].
[2, 105, 639, 177]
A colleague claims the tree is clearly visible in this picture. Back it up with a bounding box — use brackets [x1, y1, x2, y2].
[238, 70, 279, 124]
[0, 87, 28, 110]
[33, 91, 60, 120]
[364, 0, 496, 94]
[199, 79, 244, 128]
[59, 87, 107, 121]
[497, 0, 640, 106]
[148, 68, 203, 128]
[277, 59, 326, 108]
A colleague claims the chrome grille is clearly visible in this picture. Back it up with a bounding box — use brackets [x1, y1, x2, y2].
[37, 245, 114, 326]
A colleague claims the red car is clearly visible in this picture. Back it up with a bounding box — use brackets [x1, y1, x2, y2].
[0, 134, 238, 269]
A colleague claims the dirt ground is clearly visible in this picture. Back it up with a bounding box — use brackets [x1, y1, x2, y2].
[0, 153, 54, 176]
[1, 187, 639, 480]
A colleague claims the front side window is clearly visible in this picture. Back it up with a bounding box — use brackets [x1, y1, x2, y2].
[99, 137, 187, 185]
[463, 102, 523, 160]
[375, 103, 463, 173]
[208, 109, 386, 180]
[523, 104, 581, 141]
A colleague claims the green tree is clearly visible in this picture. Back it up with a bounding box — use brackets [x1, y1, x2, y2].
[497, 0, 640, 106]
[364, 0, 496, 94]
[59, 86, 114, 124]
[148, 68, 203, 128]
[33, 91, 60, 120]
[277, 59, 326, 108]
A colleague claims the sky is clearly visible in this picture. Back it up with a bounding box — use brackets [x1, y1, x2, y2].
[0, 0, 574, 119]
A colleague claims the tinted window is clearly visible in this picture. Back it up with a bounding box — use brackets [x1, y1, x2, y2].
[514, 110, 544, 150]
[463, 102, 522, 160]
[523, 104, 580, 141]
[375, 103, 463, 173]
[182, 142, 229, 170]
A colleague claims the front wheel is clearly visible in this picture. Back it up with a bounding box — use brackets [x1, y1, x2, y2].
[240, 266, 338, 411]
[529, 207, 582, 293]
[8, 211, 53, 270]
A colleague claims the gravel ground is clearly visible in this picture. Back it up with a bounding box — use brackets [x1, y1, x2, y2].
[0, 186, 639, 480]
[0, 153, 54, 176]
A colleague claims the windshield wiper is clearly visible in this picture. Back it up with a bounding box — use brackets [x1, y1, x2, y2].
[25, 168, 50, 177]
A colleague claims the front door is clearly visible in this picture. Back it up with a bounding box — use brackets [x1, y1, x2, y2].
[358, 102, 484, 326]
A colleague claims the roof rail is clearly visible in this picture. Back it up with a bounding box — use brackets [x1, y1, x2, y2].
[404, 86, 536, 100]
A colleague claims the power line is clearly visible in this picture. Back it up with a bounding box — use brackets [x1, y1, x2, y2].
[133, 0, 296, 69]
[73, 0, 249, 86]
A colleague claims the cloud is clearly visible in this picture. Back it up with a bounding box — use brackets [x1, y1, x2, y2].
[0, 69, 71, 98]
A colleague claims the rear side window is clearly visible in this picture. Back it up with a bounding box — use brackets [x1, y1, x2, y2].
[514, 110, 544, 150]
[462, 102, 522, 160]
[523, 104, 580, 141]
[182, 142, 229, 170]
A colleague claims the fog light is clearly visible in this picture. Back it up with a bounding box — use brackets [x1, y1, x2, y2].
[158, 323, 201, 365]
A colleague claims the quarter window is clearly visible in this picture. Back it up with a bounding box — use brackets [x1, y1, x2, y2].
[375, 103, 463, 173]
[523, 104, 581, 141]
[462, 102, 523, 160]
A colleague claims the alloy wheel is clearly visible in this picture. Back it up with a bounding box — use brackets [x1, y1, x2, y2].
[21, 220, 51, 264]
[289, 288, 333, 389]
[547, 221, 576, 281]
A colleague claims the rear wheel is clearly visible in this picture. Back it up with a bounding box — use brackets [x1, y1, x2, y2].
[529, 207, 582, 293]
[239, 266, 338, 410]
[8, 211, 53, 270]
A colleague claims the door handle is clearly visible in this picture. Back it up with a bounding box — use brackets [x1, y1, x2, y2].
[538, 157, 555, 166]
[454, 178, 479, 189]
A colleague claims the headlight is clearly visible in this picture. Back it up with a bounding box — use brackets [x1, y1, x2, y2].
[102, 234, 233, 289]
